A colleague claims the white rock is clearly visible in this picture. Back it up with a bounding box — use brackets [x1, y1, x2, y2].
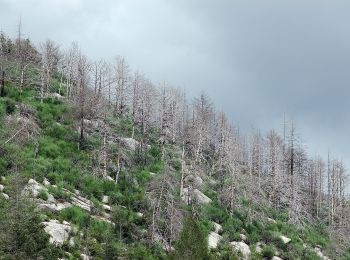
[149, 172, 156, 176]
[38, 202, 72, 212]
[43, 178, 51, 187]
[1, 193, 9, 200]
[255, 242, 263, 253]
[213, 222, 222, 233]
[69, 237, 75, 247]
[23, 179, 46, 197]
[0, 184, 4, 192]
[267, 217, 277, 224]
[71, 195, 91, 212]
[136, 212, 143, 217]
[272, 257, 283, 260]
[119, 137, 140, 150]
[47, 194, 56, 203]
[208, 232, 222, 249]
[102, 195, 109, 204]
[240, 233, 247, 241]
[63, 221, 70, 225]
[43, 220, 71, 245]
[314, 247, 330, 260]
[80, 253, 90, 260]
[280, 235, 291, 244]
[193, 189, 212, 204]
[230, 241, 251, 260]
[0, 176, 5, 182]
[102, 204, 112, 212]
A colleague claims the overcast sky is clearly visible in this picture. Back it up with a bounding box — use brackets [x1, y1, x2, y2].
[1, 0, 349, 166]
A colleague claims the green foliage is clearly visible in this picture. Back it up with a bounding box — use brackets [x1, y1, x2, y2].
[171, 216, 209, 260]
[60, 206, 90, 228]
[37, 189, 49, 201]
[261, 245, 275, 259]
[0, 191, 57, 259]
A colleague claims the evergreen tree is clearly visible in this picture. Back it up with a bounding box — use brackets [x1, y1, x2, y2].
[171, 216, 209, 260]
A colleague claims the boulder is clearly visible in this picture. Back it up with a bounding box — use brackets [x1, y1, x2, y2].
[102, 204, 112, 212]
[80, 253, 90, 260]
[314, 247, 330, 260]
[0, 184, 4, 192]
[38, 202, 72, 212]
[43, 220, 71, 246]
[230, 241, 251, 259]
[208, 232, 222, 249]
[1, 193, 9, 200]
[119, 137, 140, 150]
[43, 178, 51, 187]
[213, 222, 222, 233]
[47, 194, 56, 203]
[136, 212, 143, 218]
[23, 179, 46, 197]
[240, 233, 247, 241]
[181, 188, 212, 205]
[272, 257, 283, 260]
[267, 217, 277, 224]
[255, 242, 263, 253]
[102, 195, 109, 204]
[193, 189, 212, 204]
[280, 235, 291, 244]
[71, 194, 91, 212]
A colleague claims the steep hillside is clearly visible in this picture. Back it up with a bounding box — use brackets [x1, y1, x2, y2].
[0, 31, 349, 260]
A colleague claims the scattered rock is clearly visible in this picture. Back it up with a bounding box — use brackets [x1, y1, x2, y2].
[38, 202, 72, 212]
[42, 220, 71, 246]
[47, 194, 56, 203]
[193, 189, 212, 204]
[208, 232, 222, 249]
[23, 179, 46, 197]
[69, 237, 75, 247]
[102, 195, 109, 204]
[102, 204, 111, 212]
[1, 193, 9, 200]
[119, 137, 140, 150]
[272, 256, 283, 260]
[314, 247, 330, 260]
[279, 235, 291, 244]
[267, 217, 277, 224]
[230, 241, 251, 259]
[240, 233, 247, 241]
[71, 194, 91, 212]
[80, 253, 90, 260]
[255, 242, 263, 253]
[213, 222, 222, 233]
[181, 188, 212, 204]
[43, 178, 51, 187]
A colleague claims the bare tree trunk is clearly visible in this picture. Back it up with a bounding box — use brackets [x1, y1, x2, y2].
[0, 68, 4, 97]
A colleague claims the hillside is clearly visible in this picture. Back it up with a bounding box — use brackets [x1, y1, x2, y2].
[0, 31, 349, 260]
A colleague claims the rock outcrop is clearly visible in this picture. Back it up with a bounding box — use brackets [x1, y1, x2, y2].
[230, 241, 251, 259]
[208, 232, 222, 249]
[42, 220, 71, 246]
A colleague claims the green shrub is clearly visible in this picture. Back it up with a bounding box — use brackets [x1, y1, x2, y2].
[60, 206, 90, 228]
[37, 189, 49, 201]
[262, 245, 275, 259]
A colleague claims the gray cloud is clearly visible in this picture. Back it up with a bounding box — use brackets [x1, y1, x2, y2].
[0, 0, 349, 165]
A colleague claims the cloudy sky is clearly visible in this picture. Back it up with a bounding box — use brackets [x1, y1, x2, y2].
[1, 0, 349, 166]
